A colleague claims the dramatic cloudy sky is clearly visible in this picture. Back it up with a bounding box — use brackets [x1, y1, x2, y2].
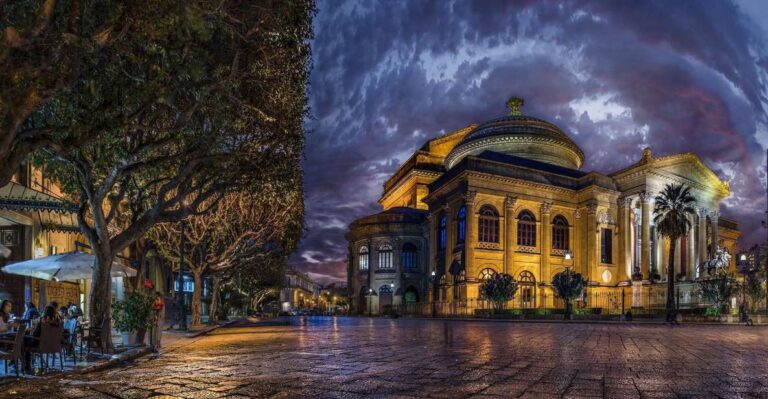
[289, 0, 768, 284]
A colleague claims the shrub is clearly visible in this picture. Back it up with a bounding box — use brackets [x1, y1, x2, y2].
[479, 273, 519, 313]
[112, 291, 155, 333]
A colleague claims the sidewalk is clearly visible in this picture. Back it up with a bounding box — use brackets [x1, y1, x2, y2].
[0, 319, 237, 383]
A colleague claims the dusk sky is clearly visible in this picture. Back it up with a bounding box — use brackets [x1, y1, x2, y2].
[289, 0, 768, 285]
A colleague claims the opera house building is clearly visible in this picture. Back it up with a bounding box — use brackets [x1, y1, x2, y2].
[346, 98, 739, 315]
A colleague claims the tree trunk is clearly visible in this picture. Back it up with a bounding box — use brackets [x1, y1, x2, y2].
[190, 270, 203, 327]
[666, 238, 677, 317]
[209, 275, 222, 323]
[90, 249, 114, 350]
[565, 300, 573, 320]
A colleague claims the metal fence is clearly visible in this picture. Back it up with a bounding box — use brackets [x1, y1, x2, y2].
[383, 283, 768, 319]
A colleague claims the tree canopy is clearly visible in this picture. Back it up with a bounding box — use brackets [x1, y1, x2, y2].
[23, 0, 314, 336]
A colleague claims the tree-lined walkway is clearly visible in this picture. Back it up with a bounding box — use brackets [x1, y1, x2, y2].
[4, 317, 768, 398]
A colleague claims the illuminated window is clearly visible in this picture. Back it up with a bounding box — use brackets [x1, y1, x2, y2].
[438, 214, 447, 251]
[552, 215, 569, 251]
[457, 206, 466, 244]
[601, 229, 613, 264]
[359, 247, 369, 270]
[378, 244, 393, 269]
[478, 205, 499, 243]
[517, 210, 536, 247]
[479, 268, 497, 280]
[402, 243, 417, 269]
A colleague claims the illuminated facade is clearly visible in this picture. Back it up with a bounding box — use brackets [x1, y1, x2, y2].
[347, 99, 739, 314]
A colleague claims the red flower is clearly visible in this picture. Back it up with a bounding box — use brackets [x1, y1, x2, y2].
[143, 281, 154, 288]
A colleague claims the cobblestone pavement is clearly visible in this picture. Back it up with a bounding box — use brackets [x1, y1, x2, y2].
[4, 317, 768, 398]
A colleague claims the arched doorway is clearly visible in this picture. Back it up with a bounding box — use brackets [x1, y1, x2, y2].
[519, 271, 536, 309]
[379, 284, 393, 313]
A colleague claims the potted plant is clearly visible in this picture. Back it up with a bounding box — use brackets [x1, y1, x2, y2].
[112, 288, 155, 346]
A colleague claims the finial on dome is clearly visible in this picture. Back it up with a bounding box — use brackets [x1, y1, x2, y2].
[506, 96, 524, 116]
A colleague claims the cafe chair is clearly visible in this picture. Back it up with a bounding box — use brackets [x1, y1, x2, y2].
[81, 319, 105, 355]
[0, 324, 26, 376]
[62, 318, 79, 365]
[28, 323, 65, 372]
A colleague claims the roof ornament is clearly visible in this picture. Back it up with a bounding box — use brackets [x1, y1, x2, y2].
[506, 96, 524, 116]
[641, 147, 653, 163]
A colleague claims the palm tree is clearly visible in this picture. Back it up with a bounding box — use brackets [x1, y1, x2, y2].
[653, 184, 697, 319]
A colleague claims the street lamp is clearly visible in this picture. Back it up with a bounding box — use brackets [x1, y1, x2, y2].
[176, 206, 189, 330]
[430, 270, 438, 317]
[367, 288, 375, 317]
[738, 253, 750, 321]
[564, 250, 574, 319]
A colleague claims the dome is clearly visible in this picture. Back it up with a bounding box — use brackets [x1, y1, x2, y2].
[445, 97, 585, 170]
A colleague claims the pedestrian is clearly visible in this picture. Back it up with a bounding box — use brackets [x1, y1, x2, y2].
[150, 292, 165, 355]
[67, 301, 83, 318]
[0, 299, 17, 332]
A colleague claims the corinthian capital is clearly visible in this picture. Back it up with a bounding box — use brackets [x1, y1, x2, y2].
[541, 202, 553, 214]
[586, 203, 598, 215]
[505, 195, 517, 208]
[463, 191, 477, 205]
[639, 191, 654, 203]
[618, 197, 633, 209]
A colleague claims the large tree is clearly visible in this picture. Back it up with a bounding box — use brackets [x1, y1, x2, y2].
[653, 184, 697, 319]
[0, 1, 153, 186]
[149, 188, 302, 326]
[31, 0, 313, 341]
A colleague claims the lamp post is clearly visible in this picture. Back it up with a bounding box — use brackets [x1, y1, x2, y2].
[430, 270, 437, 317]
[176, 217, 187, 330]
[738, 253, 751, 321]
[367, 288, 376, 317]
[564, 250, 574, 319]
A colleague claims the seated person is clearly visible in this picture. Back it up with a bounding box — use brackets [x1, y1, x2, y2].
[25, 305, 62, 372]
[58, 306, 69, 321]
[22, 302, 40, 322]
[0, 299, 18, 333]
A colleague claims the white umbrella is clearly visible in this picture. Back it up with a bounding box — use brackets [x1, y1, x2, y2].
[2, 251, 136, 281]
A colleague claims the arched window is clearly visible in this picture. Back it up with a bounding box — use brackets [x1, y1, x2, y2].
[479, 268, 497, 280]
[552, 215, 569, 251]
[401, 243, 417, 269]
[517, 210, 536, 247]
[358, 247, 369, 270]
[378, 244, 393, 269]
[478, 205, 499, 243]
[438, 214, 447, 251]
[456, 206, 466, 244]
[379, 284, 393, 294]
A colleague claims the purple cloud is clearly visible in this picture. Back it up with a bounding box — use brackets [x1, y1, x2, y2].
[291, 0, 768, 284]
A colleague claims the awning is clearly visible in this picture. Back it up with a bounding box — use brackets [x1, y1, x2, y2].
[2, 251, 136, 282]
[0, 182, 77, 213]
[38, 211, 80, 233]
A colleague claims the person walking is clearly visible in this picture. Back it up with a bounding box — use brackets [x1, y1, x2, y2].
[150, 292, 165, 355]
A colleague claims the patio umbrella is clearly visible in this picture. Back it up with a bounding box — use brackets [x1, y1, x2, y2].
[1, 251, 136, 281]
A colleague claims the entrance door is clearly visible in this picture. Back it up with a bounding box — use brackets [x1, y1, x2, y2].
[378, 285, 393, 313]
[519, 271, 536, 309]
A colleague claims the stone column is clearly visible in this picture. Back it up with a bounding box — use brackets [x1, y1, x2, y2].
[640, 191, 652, 279]
[504, 195, 517, 275]
[541, 202, 552, 281]
[710, 210, 719, 256]
[464, 192, 477, 299]
[619, 197, 633, 281]
[585, 203, 598, 283]
[687, 214, 696, 279]
[697, 208, 707, 269]
[427, 211, 437, 301]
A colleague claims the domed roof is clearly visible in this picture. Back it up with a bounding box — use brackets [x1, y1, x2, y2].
[445, 97, 585, 170]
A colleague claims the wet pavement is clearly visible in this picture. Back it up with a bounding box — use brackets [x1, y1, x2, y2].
[3, 317, 768, 398]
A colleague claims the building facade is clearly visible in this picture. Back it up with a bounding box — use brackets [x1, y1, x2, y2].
[346, 98, 739, 315]
[279, 268, 321, 313]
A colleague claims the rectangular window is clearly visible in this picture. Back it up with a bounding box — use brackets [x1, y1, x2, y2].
[601, 228, 613, 264]
[359, 255, 368, 270]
